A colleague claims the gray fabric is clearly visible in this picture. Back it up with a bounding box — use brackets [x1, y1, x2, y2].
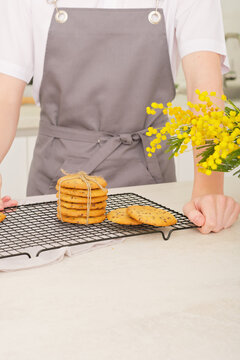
[27, 8, 176, 196]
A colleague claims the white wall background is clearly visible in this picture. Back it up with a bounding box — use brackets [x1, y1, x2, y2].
[222, 0, 240, 33]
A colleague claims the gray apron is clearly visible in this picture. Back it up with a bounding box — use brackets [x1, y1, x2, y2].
[27, 8, 176, 196]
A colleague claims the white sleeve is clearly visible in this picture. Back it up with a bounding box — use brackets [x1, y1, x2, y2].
[175, 0, 229, 74]
[0, 0, 34, 83]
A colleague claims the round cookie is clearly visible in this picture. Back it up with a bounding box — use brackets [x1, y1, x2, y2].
[56, 192, 108, 204]
[57, 213, 106, 224]
[57, 200, 107, 210]
[58, 206, 106, 217]
[57, 174, 107, 190]
[127, 205, 177, 227]
[56, 186, 108, 197]
[0, 212, 6, 223]
[107, 208, 142, 225]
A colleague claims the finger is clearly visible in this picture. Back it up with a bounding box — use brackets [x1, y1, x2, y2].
[222, 197, 239, 225]
[0, 174, 2, 199]
[0, 175, 3, 210]
[214, 196, 227, 232]
[3, 199, 18, 208]
[183, 201, 205, 227]
[195, 196, 218, 234]
[224, 202, 240, 229]
[210, 195, 234, 233]
[2, 195, 11, 202]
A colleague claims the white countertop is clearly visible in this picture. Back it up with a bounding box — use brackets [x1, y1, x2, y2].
[1, 178, 240, 360]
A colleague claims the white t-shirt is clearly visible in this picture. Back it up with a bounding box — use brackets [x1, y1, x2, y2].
[0, 0, 229, 106]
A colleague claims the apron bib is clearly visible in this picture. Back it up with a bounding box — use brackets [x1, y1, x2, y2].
[27, 7, 176, 196]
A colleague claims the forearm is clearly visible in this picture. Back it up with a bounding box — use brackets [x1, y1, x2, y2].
[0, 101, 20, 163]
[183, 51, 225, 198]
[0, 74, 25, 163]
[192, 155, 224, 198]
[190, 90, 224, 198]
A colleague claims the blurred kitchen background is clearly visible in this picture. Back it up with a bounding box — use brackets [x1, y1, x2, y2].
[1, 0, 240, 199]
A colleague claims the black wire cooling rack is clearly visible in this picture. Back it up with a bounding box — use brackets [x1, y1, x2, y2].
[0, 193, 198, 260]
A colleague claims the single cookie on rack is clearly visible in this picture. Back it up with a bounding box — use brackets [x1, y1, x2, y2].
[56, 192, 108, 204]
[57, 174, 107, 190]
[57, 200, 107, 210]
[58, 206, 106, 218]
[0, 212, 6, 223]
[56, 186, 108, 197]
[57, 213, 106, 224]
[127, 205, 177, 227]
[107, 208, 142, 225]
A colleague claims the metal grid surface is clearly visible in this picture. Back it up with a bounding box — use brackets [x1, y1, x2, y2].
[0, 193, 197, 260]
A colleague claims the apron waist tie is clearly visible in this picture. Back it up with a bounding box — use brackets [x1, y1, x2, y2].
[39, 122, 163, 182]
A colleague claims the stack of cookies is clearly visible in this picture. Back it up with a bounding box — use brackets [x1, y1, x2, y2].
[56, 173, 108, 225]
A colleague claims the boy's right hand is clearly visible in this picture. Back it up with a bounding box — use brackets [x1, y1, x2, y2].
[0, 174, 18, 210]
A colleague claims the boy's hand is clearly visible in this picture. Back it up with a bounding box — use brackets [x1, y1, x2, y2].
[183, 194, 240, 234]
[0, 174, 18, 210]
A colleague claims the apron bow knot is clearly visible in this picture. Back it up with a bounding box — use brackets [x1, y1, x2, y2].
[119, 133, 140, 145]
[38, 123, 166, 185]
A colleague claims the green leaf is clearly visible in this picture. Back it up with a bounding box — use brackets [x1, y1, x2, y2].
[211, 148, 240, 174]
[227, 100, 240, 113]
[165, 136, 184, 159]
[198, 145, 216, 163]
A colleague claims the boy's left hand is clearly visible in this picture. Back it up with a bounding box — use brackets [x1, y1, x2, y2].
[183, 194, 240, 234]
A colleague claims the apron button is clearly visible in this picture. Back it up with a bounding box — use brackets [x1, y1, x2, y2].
[97, 139, 101, 144]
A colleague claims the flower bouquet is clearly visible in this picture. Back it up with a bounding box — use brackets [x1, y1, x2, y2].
[146, 90, 240, 178]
